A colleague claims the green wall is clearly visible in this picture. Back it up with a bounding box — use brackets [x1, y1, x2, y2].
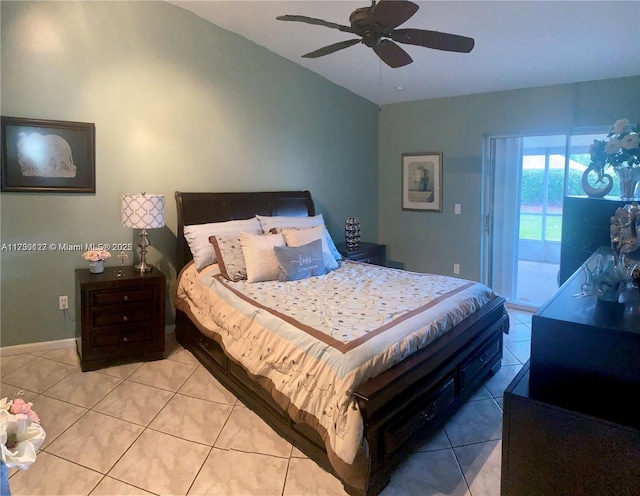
[0, 1, 379, 347]
[378, 76, 640, 280]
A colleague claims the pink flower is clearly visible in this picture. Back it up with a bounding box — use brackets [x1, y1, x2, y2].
[621, 133, 639, 150]
[9, 399, 40, 424]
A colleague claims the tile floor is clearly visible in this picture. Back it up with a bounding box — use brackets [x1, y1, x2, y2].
[0, 308, 532, 496]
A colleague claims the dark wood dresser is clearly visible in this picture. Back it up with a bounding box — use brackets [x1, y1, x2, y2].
[501, 248, 640, 495]
[559, 196, 627, 285]
[75, 265, 165, 371]
[336, 241, 386, 266]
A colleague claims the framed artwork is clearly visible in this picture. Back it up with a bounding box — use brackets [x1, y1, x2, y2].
[1, 116, 95, 193]
[401, 152, 443, 212]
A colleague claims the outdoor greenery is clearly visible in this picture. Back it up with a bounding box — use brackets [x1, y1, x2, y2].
[520, 168, 583, 205]
[520, 214, 562, 241]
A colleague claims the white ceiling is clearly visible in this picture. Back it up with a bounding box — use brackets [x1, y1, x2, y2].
[168, 1, 640, 105]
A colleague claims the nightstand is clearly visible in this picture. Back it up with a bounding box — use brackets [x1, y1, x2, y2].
[75, 265, 166, 372]
[336, 242, 386, 266]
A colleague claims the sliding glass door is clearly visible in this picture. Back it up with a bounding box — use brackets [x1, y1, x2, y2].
[484, 128, 608, 308]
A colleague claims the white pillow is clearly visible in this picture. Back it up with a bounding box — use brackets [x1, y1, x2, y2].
[256, 214, 342, 261]
[240, 232, 285, 283]
[282, 226, 339, 270]
[184, 218, 262, 270]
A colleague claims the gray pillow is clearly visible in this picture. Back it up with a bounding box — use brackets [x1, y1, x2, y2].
[274, 239, 326, 281]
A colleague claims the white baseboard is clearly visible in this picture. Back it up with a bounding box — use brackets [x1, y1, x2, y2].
[0, 338, 76, 357]
[0, 325, 176, 357]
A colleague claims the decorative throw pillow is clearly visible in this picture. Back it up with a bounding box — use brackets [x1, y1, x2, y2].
[274, 239, 326, 281]
[256, 214, 342, 261]
[240, 232, 286, 283]
[209, 235, 248, 281]
[184, 218, 262, 270]
[281, 226, 339, 270]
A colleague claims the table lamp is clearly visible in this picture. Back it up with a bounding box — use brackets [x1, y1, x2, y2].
[121, 193, 165, 272]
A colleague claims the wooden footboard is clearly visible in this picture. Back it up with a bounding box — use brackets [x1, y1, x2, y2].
[176, 297, 507, 496]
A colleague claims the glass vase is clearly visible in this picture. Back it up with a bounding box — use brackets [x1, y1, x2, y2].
[614, 167, 640, 200]
[345, 217, 361, 251]
[89, 260, 104, 274]
[1, 461, 10, 496]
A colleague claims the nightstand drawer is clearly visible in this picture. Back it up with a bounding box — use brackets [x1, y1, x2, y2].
[92, 327, 155, 348]
[91, 288, 156, 307]
[92, 305, 155, 327]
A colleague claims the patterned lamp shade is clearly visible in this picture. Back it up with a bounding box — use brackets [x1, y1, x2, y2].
[121, 193, 165, 229]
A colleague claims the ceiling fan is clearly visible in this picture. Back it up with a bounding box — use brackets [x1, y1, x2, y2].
[276, 0, 475, 69]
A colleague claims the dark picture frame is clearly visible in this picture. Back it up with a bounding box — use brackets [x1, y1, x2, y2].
[401, 152, 443, 212]
[1, 116, 95, 193]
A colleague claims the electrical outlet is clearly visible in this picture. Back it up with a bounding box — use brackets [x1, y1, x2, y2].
[453, 264, 460, 275]
[59, 295, 68, 310]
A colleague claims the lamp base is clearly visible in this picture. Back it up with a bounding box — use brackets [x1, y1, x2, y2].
[134, 261, 154, 272]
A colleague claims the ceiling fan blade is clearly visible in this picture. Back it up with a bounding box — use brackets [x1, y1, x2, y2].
[372, 39, 413, 68]
[302, 39, 361, 59]
[276, 15, 354, 34]
[391, 28, 475, 53]
[371, 0, 419, 31]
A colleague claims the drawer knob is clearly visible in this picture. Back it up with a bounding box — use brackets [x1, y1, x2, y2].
[123, 336, 128, 342]
[421, 407, 436, 421]
[123, 316, 128, 322]
[123, 295, 129, 301]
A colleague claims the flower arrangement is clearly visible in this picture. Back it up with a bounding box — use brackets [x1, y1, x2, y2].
[0, 393, 46, 471]
[81, 249, 111, 262]
[590, 118, 640, 170]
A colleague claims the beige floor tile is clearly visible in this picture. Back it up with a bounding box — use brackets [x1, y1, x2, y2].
[46, 411, 143, 473]
[505, 340, 531, 364]
[503, 322, 532, 344]
[189, 448, 289, 495]
[415, 427, 451, 452]
[215, 404, 292, 458]
[44, 370, 122, 408]
[0, 353, 38, 374]
[127, 358, 196, 392]
[166, 346, 201, 366]
[484, 364, 522, 398]
[93, 379, 174, 426]
[32, 394, 88, 448]
[444, 399, 503, 447]
[90, 476, 155, 495]
[284, 457, 348, 496]
[94, 360, 144, 379]
[379, 449, 471, 496]
[41, 347, 80, 367]
[150, 393, 232, 445]
[0, 383, 38, 402]
[455, 439, 502, 496]
[178, 365, 237, 405]
[109, 429, 210, 495]
[1, 356, 77, 393]
[7, 451, 102, 496]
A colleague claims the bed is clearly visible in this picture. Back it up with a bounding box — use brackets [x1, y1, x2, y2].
[173, 190, 508, 496]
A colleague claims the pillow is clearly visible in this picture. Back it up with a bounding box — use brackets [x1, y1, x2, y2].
[183, 218, 262, 270]
[256, 214, 342, 261]
[209, 235, 247, 281]
[281, 226, 339, 270]
[274, 240, 326, 281]
[240, 232, 286, 283]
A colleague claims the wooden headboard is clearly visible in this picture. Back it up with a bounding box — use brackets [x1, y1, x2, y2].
[175, 191, 315, 270]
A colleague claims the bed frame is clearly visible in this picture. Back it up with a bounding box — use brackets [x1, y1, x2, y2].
[174, 190, 508, 496]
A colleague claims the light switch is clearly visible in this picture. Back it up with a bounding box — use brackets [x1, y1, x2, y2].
[454, 204, 461, 214]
